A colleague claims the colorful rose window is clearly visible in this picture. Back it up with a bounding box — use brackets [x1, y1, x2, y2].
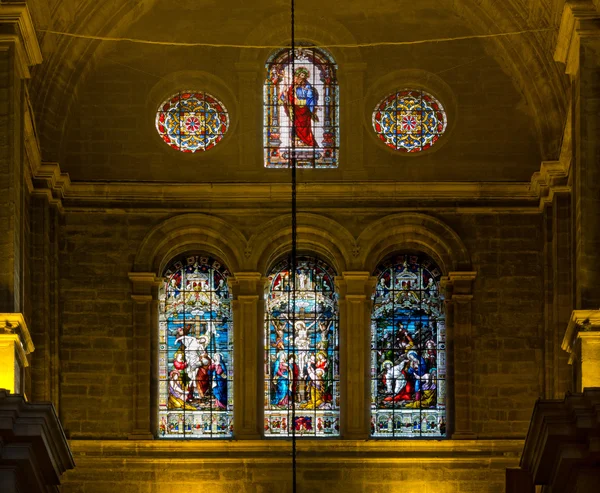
[156, 91, 229, 153]
[372, 90, 447, 153]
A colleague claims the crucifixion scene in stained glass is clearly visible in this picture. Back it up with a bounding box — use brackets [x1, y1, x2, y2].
[264, 256, 340, 436]
[158, 255, 233, 438]
[371, 254, 446, 437]
[264, 47, 339, 168]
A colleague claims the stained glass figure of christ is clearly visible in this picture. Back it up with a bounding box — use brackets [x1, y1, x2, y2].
[156, 91, 229, 153]
[372, 89, 447, 152]
[158, 255, 233, 438]
[264, 47, 339, 168]
[264, 256, 340, 436]
[371, 254, 446, 437]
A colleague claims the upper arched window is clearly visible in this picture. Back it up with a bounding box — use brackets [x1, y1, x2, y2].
[264, 47, 339, 168]
[158, 255, 233, 438]
[156, 91, 229, 152]
[371, 254, 446, 437]
[372, 89, 447, 152]
[264, 255, 339, 436]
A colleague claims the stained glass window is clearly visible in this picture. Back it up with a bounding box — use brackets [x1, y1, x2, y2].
[264, 47, 339, 168]
[158, 255, 233, 438]
[264, 256, 340, 436]
[156, 91, 229, 152]
[371, 254, 446, 438]
[372, 90, 447, 152]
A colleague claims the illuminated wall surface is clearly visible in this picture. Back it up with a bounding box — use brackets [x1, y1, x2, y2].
[4, 0, 593, 491]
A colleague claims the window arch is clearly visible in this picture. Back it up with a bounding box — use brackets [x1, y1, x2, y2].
[264, 47, 339, 168]
[264, 255, 339, 436]
[158, 255, 233, 438]
[371, 254, 446, 437]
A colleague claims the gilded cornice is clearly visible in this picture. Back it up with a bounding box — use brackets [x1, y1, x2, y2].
[561, 309, 600, 353]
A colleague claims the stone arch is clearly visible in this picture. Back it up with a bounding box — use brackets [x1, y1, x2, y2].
[247, 213, 355, 275]
[133, 213, 247, 275]
[357, 213, 470, 275]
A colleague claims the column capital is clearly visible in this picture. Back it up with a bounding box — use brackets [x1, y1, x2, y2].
[128, 272, 161, 299]
[335, 271, 376, 298]
[0, 3, 42, 78]
[555, 0, 600, 76]
[440, 271, 477, 297]
[228, 272, 267, 298]
[562, 309, 600, 353]
[0, 313, 33, 395]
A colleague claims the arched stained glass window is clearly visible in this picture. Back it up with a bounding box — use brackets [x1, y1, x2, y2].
[264, 256, 339, 436]
[372, 89, 447, 152]
[264, 47, 339, 168]
[371, 254, 446, 437]
[158, 255, 233, 438]
[156, 91, 229, 152]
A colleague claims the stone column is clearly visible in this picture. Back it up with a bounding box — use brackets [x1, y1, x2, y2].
[0, 313, 33, 395]
[562, 310, 600, 391]
[555, 1, 600, 310]
[442, 271, 477, 439]
[0, 3, 41, 314]
[335, 272, 376, 439]
[127, 272, 160, 439]
[229, 272, 266, 439]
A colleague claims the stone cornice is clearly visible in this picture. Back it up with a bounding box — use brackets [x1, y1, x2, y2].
[562, 309, 600, 353]
[0, 3, 42, 78]
[67, 438, 523, 462]
[530, 160, 571, 210]
[0, 312, 34, 355]
[555, 0, 600, 76]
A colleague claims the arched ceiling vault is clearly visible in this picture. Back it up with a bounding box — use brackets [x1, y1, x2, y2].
[28, 0, 569, 165]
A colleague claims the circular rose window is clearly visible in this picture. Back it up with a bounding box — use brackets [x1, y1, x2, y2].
[372, 89, 447, 153]
[155, 91, 229, 152]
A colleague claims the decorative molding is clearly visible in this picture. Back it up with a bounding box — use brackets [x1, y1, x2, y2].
[530, 160, 571, 210]
[555, 0, 600, 76]
[0, 313, 34, 355]
[561, 309, 600, 353]
[30, 162, 71, 213]
[0, 3, 42, 79]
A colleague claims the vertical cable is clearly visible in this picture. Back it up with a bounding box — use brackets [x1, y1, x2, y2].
[290, 0, 297, 491]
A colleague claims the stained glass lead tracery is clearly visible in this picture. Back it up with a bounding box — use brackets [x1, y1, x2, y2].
[264, 47, 339, 168]
[156, 91, 229, 153]
[264, 256, 340, 436]
[371, 254, 446, 438]
[372, 90, 447, 153]
[158, 255, 233, 438]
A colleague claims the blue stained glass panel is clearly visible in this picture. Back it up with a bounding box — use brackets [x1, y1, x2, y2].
[158, 255, 233, 438]
[371, 254, 447, 438]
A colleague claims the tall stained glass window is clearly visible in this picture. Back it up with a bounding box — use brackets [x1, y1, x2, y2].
[264, 256, 339, 436]
[156, 91, 229, 152]
[371, 254, 446, 437]
[372, 89, 447, 152]
[158, 255, 233, 438]
[264, 47, 339, 168]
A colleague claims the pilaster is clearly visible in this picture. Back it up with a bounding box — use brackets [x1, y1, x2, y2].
[562, 309, 600, 391]
[0, 313, 33, 396]
[441, 271, 477, 439]
[0, 3, 41, 314]
[555, 1, 600, 310]
[229, 272, 267, 439]
[127, 272, 160, 439]
[335, 272, 376, 439]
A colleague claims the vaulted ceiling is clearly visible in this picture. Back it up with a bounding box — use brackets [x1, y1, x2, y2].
[27, 0, 571, 181]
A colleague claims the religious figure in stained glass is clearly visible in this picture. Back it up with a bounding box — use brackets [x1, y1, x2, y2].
[372, 90, 447, 153]
[264, 47, 338, 168]
[371, 255, 446, 437]
[155, 91, 229, 153]
[264, 256, 340, 436]
[158, 255, 233, 438]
